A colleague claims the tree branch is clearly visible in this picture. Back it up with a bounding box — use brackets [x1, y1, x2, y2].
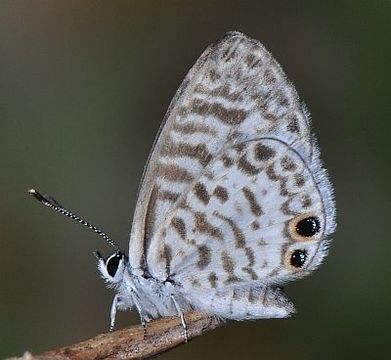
[6, 311, 223, 360]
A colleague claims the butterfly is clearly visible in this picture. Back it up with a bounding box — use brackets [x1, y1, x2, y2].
[30, 31, 336, 340]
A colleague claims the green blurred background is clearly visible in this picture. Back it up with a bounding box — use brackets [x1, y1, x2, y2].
[1, 1, 390, 359]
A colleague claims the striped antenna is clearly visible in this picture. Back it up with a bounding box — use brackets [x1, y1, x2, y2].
[28, 188, 121, 252]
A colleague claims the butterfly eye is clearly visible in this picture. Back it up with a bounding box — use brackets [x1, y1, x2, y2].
[295, 216, 320, 237]
[106, 253, 122, 277]
[290, 249, 307, 268]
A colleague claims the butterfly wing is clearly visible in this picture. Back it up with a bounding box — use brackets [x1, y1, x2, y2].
[129, 31, 321, 274]
[147, 138, 334, 318]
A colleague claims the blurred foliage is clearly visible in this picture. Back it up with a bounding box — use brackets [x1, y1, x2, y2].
[0, 1, 390, 359]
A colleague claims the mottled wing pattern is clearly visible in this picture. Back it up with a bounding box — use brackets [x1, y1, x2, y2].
[129, 31, 318, 272]
[147, 137, 335, 319]
[148, 138, 325, 280]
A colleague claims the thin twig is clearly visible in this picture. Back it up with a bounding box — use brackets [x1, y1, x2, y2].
[6, 311, 223, 360]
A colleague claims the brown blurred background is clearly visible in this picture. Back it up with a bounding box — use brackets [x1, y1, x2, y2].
[0, 1, 390, 359]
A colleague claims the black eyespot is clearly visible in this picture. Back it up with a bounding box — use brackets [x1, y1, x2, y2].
[106, 254, 121, 277]
[295, 216, 320, 237]
[290, 249, 307, 268]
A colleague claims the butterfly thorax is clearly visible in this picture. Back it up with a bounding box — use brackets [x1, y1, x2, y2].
[112, 266, 190, 320]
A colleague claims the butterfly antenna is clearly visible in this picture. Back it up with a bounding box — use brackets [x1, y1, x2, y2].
[28, 188, 121, 252]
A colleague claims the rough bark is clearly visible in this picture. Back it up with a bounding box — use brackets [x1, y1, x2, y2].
[6, 311, 222, 360]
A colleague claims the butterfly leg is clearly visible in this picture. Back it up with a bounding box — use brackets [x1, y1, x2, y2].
[131, 291, 148, 340]
[170, 294, 188, 342]
[109, 294, 118, 332]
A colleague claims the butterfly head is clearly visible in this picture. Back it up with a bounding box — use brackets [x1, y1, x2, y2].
[95, 250, 128, 286]
[28, 189, 128, 287]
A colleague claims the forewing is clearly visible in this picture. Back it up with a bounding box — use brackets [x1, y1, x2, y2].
[129, 31, 314, 270]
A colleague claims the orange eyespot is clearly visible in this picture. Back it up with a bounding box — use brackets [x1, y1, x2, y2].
[289, 213, 322, 242]
[290, 249, 307, 268]
[296, 216, 320, 237]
